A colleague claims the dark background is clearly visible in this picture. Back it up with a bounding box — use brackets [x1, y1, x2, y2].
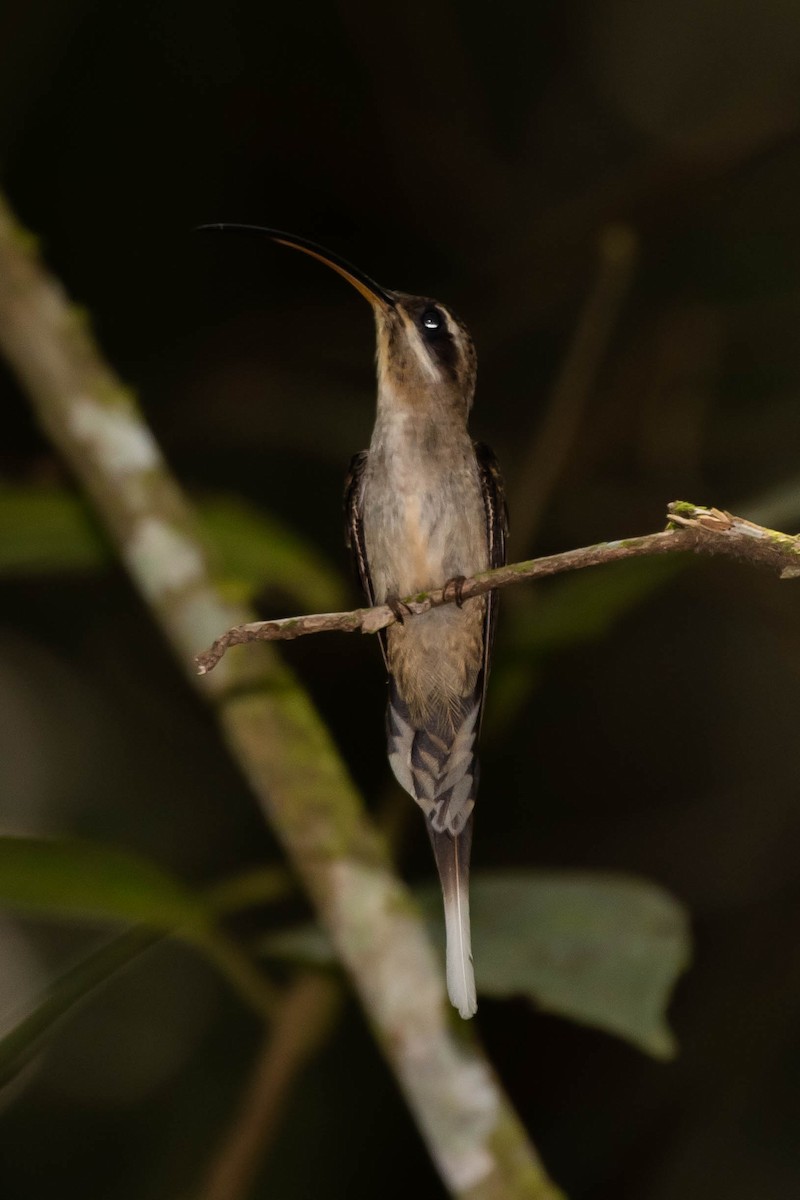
[3, 1, 800, 1197]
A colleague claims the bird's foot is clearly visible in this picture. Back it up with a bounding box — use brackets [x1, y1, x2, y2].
[442, 575, 468, 608]
[387, 595, 413, 625]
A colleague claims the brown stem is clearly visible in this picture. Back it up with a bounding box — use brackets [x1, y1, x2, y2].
[510, 225, 638, 553]
[199, 973, 341, 1200]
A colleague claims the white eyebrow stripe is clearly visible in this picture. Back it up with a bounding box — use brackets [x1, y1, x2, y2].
[404, 312, 442, 383]
[442, 309, 457, 339]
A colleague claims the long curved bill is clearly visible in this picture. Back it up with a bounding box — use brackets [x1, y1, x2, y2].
[196, 224, 395, 311]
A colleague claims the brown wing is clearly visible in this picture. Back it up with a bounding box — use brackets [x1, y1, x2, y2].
[474, 441, 508, 711]
[344, 450, 388, 668]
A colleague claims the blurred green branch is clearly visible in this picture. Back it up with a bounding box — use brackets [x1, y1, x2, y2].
[0, 927, 162, 1090]
[0, 192, 563, 1200]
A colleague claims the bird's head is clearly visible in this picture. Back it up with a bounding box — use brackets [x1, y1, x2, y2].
[373, 291, 477, 416]
[198, 225, 477, 414]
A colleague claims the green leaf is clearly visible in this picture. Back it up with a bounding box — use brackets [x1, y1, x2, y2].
[0, 484, 104, 575]
[0, 485, 345, 612]
[201, 493, 346, 612]
[262, 869, 690, 1058]
[464, 871, 689, 1058]
[0, 839, 282, 1069]
[0, 928, 161, 1088]
[205, 864, 294, 915]
[0, 836, 210, 933]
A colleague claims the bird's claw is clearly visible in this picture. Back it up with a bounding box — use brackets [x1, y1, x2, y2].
[388, 596, 413, 625]
[443, 575, 468, 608]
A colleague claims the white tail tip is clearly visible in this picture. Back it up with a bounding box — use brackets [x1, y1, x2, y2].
[444, 885, 477, 1018]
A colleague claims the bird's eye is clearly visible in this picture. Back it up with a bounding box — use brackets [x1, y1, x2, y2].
[421, 308, 442, 331]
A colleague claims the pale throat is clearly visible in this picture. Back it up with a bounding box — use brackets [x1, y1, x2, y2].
[364, 380, 487, 600]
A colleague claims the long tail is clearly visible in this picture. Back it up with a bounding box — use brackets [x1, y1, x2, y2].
[386, 680, 480, 1018]
[429, 818, 476, 1019]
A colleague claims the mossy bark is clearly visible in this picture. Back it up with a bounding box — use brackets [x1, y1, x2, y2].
[0, 191, 564, 1200]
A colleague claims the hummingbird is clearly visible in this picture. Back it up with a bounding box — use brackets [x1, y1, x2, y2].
[199, 226, 508, 1018]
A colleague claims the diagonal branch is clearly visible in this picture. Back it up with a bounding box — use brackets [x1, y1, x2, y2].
[199, 972, 342, 1200]
[509, 224, 639, 554]
[196, 504, 800, 674]
[0, 191, 563, 1200]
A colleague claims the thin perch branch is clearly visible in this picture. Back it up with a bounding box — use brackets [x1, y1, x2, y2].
[196, 504, 800, 673]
